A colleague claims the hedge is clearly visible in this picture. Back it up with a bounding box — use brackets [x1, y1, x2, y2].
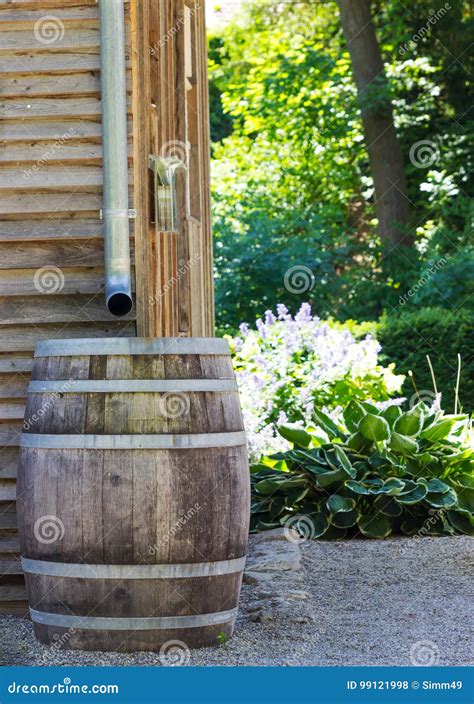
[377, 308, 474, 413]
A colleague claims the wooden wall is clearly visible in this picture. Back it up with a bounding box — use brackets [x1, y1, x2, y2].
[0, 0, 214, 614]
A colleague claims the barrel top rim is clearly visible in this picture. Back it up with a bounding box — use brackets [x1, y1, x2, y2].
[35, 337, 230, 357]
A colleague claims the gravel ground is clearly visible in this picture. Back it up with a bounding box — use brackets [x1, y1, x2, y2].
[1, 536, 472, 667]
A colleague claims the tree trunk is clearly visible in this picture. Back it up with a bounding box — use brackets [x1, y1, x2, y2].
[338, 0, 412, 249]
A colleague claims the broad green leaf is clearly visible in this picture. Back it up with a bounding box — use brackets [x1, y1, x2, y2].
[456, 487, 474, 514]
[374, 495, 403, 517]
[393, 406, 424, 437]
[326, 494, 356, 514]
[424, 478, 450, 494]
[321, 525, 347, 541]
[358, 413, 390, 442]
[425, 489, 457, 509]
[345, 479, 371, 495]
[358, 514, 391, 538]
[312, 468, 347, 488]
[381, 405, 402, 427]
[333, 445, 356, 477]
[343, 400, 365, 433]
[389, 431, 418, 456]
[400, 516, 425, 535]
[347, 431, 371, 452]
[420, 416, 467, 442]
[395, 483, 428, 504]
[446, 510, 474, 536]
[308, 512, 330, 538]
[452, 473, 474, 490]
[312, 408, 344, 439]
[278, 424, 312, 448]
[330, 508, 359, 528]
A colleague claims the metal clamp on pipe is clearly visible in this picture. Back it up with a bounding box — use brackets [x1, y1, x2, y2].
[99, 0, 133, 317]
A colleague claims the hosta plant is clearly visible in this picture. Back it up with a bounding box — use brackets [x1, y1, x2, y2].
[251, 400, 474, 539]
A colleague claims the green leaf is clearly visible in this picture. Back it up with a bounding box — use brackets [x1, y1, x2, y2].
[278, 424, 312, 448]
[312, 468, 348, 488]
[395, 483, 428, 504]
[452, 473, 474, 490]
[312, 408, 344, 440]
[456, 487, 474, 514]
[394, 406, 424, 437]
[333, 445, 356, 477]
[308, 512, 330, 538]
[446, 510, 474, 536]
[346, 431, 372, 452]
[425, 489, 457, 509]
[389, 431, 418, 456]
[343, 400, 365, 433]
[419, 415, 467, 442]
[345, 479, 371, 495]
[326, 494, 356, 514]
[358, 413, 391, 442]
[358, 514, 391, 538]
[381, 405, 402, 427]
[330, 508, 359, 528]
[374, 495, 403, 517]
[320, 525, 347, 541]
[424, 478, 451, 493]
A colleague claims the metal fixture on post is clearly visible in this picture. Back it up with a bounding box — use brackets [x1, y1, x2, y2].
[148, 155, 187, 233]
[99, 0, 133, 316]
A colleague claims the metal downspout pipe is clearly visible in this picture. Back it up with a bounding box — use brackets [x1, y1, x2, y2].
[99, 0, 133, 316]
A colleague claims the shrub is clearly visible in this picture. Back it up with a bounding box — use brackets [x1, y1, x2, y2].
[230, 304, 404, 460]
[251, 401, 474, 539]
[377, 308, 474, 412]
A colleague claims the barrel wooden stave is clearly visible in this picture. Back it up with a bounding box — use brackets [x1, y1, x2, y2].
[17, 339, 249, 651]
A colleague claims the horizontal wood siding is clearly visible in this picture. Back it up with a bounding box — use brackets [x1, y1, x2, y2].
[0, 0, 137, 609]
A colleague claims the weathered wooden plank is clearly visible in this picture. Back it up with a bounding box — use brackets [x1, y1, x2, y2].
[0, 404, 25, 421]
[0, 356, 33, 373]
[0, 425, 22, 447]
[0, 97, 131, 121]
[0, 118, 102, 141]
[0, 29, 100, 55]
[0, 219, 104, 242]
[0, 294, 136, 325]
[0, 52, 131, 76]
[0, 585, 27, 604]
[0, 72, 100, 99]
[0, 141, 104, 165]
[0, 558, 22, 575]
[0, 166, 106, 192]
[0, 7, 98, 30]
[0, 375, 28, 399]
[0, 483, 17, 502]
[0, 448, 20, 479]
[0, 322, 137, 353]
[0, 536, 20, 553]
[0, 267, 107, 296]
[0, 193, 103, 217]
[0, 118, 132, 141]
[0, 240, 105, 268]
[0, 510, 18, 530]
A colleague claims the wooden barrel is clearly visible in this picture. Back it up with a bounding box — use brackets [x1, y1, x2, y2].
[17, 337, 249, 653]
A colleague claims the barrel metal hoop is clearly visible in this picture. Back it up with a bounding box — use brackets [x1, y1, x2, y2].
[28, 379, 237, 394]
[35, 337, 230, 358]
[22, 556, 246, 579]
[29, 607, 238, 631]
[20, 431, 247, 450]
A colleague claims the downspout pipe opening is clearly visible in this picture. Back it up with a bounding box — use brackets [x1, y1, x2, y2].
[107, 292, 133, 317]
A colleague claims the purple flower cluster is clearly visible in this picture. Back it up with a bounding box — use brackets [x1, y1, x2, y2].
[230, 304, 404, 459]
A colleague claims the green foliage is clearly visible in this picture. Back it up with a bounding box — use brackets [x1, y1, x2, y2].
[251, 401, 474, 539]
[209, 0, 473, 329]
[377, 308, 474, 412]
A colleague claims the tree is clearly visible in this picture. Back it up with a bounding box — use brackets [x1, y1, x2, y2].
[337, 0, 412, 249]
